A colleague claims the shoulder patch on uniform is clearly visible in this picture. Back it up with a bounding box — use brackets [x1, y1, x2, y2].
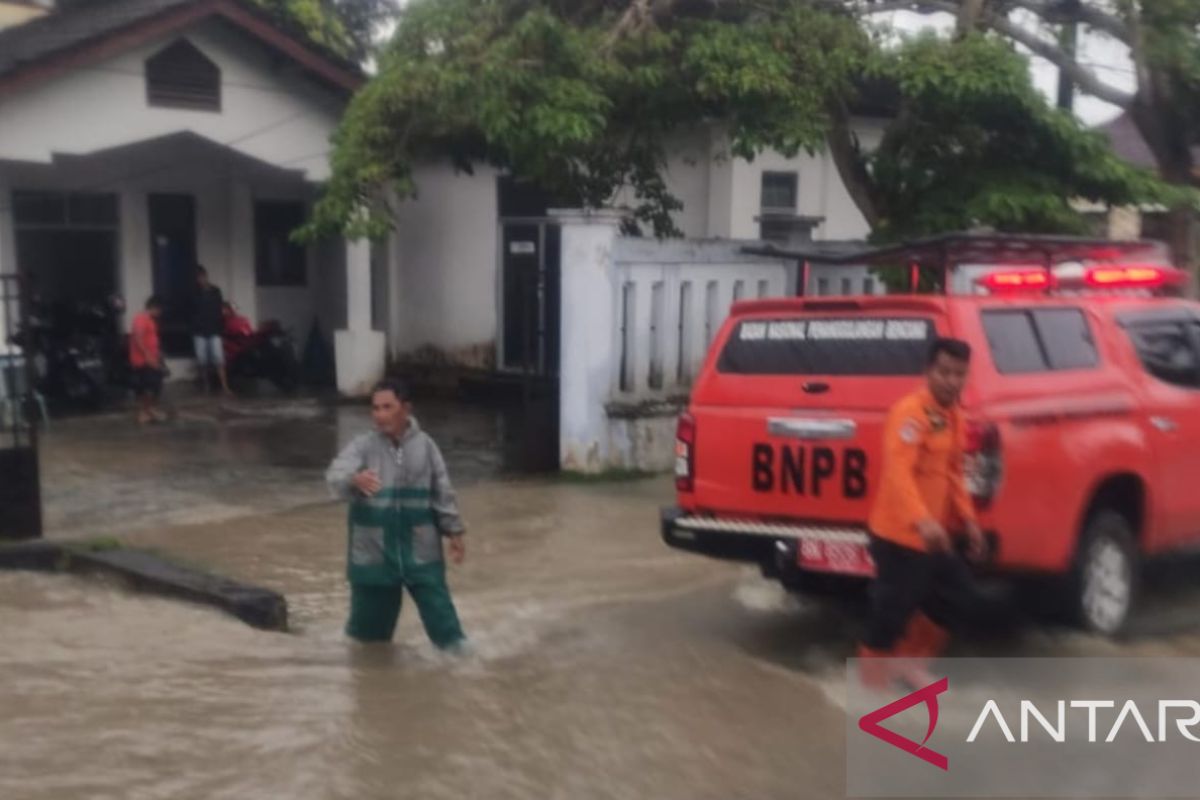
[899, 418, 921, 444]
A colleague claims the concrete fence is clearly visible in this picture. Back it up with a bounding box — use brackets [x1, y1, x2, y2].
[555, 209, 795, 474]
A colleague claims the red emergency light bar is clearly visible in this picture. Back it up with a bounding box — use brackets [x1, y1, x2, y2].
[979, 268, 1055, 292]
[1083, 264, 1184, 289]
[979, 263, 1185, 294]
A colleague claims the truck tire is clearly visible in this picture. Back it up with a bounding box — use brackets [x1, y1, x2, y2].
[1069, 509, 1139, 636]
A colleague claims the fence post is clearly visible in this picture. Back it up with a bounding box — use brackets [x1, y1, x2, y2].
[552, 208, 624, 473]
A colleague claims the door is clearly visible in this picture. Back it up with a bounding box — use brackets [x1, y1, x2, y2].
[148, 194, 197, 357]
[500, 221, 560, 376]
[1122, 312, 1200, 548]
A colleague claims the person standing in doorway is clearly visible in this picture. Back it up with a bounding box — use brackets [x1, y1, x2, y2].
[858, 337, 988, 688]
[325, 378, 469, 651]
[193, 265, 232, 396]
[129, 295, 166, 425]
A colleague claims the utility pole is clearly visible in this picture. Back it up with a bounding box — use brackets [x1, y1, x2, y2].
[1051, 0, 1081, 112]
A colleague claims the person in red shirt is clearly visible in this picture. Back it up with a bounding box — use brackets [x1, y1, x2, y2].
[129, 295, 166, 424]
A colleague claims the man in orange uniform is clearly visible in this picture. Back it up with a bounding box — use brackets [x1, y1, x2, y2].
[859, 337, 987, 684]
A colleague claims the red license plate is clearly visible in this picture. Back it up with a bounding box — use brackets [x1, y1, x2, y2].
[797, 539, 875, 577]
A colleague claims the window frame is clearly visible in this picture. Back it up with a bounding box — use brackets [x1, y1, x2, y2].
[759, 171, 798, 213]
[981, 306, 1101, 375]
[1118, 310, 1200, 390]
[253, 200, 308, 288]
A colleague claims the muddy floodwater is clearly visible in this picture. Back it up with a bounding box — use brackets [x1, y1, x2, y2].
[8, 398, 1200, 799]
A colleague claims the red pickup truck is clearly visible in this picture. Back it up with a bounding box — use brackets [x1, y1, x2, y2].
[663, 234, 1196, 635]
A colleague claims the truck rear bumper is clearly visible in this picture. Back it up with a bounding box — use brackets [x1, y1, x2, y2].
[660, 507, 873, 571]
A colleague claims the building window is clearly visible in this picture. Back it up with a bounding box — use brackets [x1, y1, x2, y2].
[760, 172, 798, 212]
[254, 201, 307, 287]
[13, 191, 117, 228]
[146, 39, 220, 111]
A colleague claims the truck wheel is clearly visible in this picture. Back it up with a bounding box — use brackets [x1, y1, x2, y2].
[1070, 509, 1139, 636]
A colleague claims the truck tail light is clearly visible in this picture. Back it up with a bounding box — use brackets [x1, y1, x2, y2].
[675, 412, 696, 493]
[964, 419, 1002, 509]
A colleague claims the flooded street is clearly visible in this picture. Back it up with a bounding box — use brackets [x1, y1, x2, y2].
[8, 398, 1200, 799]
[3, 399, 847, 799]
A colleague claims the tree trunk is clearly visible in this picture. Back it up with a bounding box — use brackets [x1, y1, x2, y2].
[1129, 91, 1198, 278]
[1165, 205, 1198, 276]
[824, 101, 882, 232]
[956, 0, 987, 35]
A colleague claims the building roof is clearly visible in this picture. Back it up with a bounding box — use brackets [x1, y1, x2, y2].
[1098, 111, 1200, 171]
[0, 0, 363, 97]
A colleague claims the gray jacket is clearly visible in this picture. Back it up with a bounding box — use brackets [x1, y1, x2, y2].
[325, 418, 466, 536]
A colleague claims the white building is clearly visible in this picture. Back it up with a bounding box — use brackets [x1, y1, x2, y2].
[0, 0, 885, 398]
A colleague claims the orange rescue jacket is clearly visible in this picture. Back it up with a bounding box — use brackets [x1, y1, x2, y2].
[868, 387, 976, 551]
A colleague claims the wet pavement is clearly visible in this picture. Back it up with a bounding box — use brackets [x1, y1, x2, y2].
[8, 395, 1200, 798]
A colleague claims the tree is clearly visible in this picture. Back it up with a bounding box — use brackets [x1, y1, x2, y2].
[255, 0, 398, 61]
[827, 31, 1171, 241]
[305, 0, 1170, 245]
[854, 0, 1200, 269]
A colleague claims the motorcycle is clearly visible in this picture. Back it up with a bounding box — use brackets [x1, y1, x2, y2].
[11, 294, 125, 410]
[222, 304, 300, 394]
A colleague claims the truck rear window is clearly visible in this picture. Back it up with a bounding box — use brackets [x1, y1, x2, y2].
[716, 317, 933, 376]
[981, 308, 1099, 374]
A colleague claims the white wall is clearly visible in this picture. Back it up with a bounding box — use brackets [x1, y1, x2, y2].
[611, 238, 794, 400]
[608, 119, 884, 243]
[725, 118, 884, 242]
[0, 18, 344, 180]
[558, 215, 794, 473]
[807, 264, 884, 297]
[390, 163, 500, 365]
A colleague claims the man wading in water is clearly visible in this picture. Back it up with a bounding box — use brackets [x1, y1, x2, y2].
[326, 378, 468, 650]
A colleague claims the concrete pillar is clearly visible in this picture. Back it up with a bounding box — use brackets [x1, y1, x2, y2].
[334, 237, 386, 396]
[118, 189, 150, 315]
[553, 208, 625, 473]
[1109, 206, 1142, 241]
[229, 182, 257, 325]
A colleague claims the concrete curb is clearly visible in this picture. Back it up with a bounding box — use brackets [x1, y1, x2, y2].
[0, 540, 288, 632]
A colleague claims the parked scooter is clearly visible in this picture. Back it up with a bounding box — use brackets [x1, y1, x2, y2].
[222, 303, 300, 393]
[12, 293, 125, 409]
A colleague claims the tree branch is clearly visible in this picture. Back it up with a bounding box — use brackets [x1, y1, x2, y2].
[856, 0, 1135, 107]
[982, 9, 1135, 106]
[606, 0, 655, 48]
[1002, 0, 1130, 43]
[854, 0, 958, 17]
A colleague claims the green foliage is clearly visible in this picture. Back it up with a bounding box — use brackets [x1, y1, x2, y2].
[865, 33, 1176, 242]
[305, 0, 864, 239]
[304, 0, 1177, 245]
[253, 0, 395, 61]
